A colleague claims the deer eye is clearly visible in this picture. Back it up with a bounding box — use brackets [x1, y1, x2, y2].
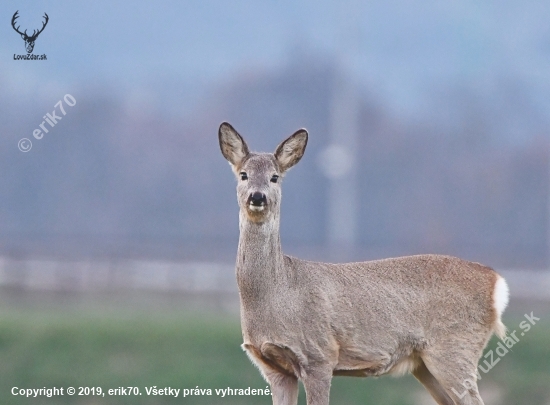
[270, 174, 279, 183]
[240, 172, 248, 181]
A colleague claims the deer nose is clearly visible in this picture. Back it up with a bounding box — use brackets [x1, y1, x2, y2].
[248, 192, 267, 206]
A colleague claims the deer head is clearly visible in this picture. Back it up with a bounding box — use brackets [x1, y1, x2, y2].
[219, 122, 308, 224]
[11, 11, 49, 54]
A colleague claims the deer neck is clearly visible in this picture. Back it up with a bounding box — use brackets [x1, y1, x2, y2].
[236, 211, 286, 295]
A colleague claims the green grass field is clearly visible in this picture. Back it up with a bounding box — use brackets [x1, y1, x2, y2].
[0, 295, 549, 405]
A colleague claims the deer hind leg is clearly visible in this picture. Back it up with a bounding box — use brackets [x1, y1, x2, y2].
[420, 350, 485, 405]
[412, 358, 454, 405]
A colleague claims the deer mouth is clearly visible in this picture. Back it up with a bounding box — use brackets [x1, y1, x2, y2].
[248, 203, 266, 212]
[247, 192, 267, 212]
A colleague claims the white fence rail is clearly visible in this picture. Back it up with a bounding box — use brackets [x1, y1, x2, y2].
[0, 257, 549, 300]
[0, 257, 236, 292]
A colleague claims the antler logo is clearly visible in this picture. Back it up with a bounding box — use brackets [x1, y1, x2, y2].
[11, 10, 49, 54]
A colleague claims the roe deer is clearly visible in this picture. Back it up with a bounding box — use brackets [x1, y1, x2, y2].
[218, 122, 509, 405]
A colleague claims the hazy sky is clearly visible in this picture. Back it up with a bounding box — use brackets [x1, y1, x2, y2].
[2, 0, 549, 118]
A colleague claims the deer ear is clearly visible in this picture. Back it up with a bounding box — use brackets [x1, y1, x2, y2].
[274, 129, 308, 173]
[219, 122, 250, 167]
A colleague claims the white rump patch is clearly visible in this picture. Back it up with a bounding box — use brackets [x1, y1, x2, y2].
[492, 275, 509, 339]
[493, 276, 509, 317]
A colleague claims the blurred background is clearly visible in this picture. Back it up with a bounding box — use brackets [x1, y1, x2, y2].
[1, 0, 549, 404]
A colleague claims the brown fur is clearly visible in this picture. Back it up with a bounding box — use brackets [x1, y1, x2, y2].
[218, 122, 508, 405]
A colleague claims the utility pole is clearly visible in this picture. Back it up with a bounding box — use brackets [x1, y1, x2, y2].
[319, 0, 361, 261]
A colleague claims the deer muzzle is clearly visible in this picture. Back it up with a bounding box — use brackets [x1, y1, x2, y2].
[247, 192, 267, 211]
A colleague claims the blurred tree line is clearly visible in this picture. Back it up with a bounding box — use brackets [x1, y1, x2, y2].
[1, 53, 548, 268]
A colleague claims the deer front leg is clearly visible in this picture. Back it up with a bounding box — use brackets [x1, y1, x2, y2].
[265, 371, 299, 405]
[243, 343, 299, 405]
[302, 368, 332, 405]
